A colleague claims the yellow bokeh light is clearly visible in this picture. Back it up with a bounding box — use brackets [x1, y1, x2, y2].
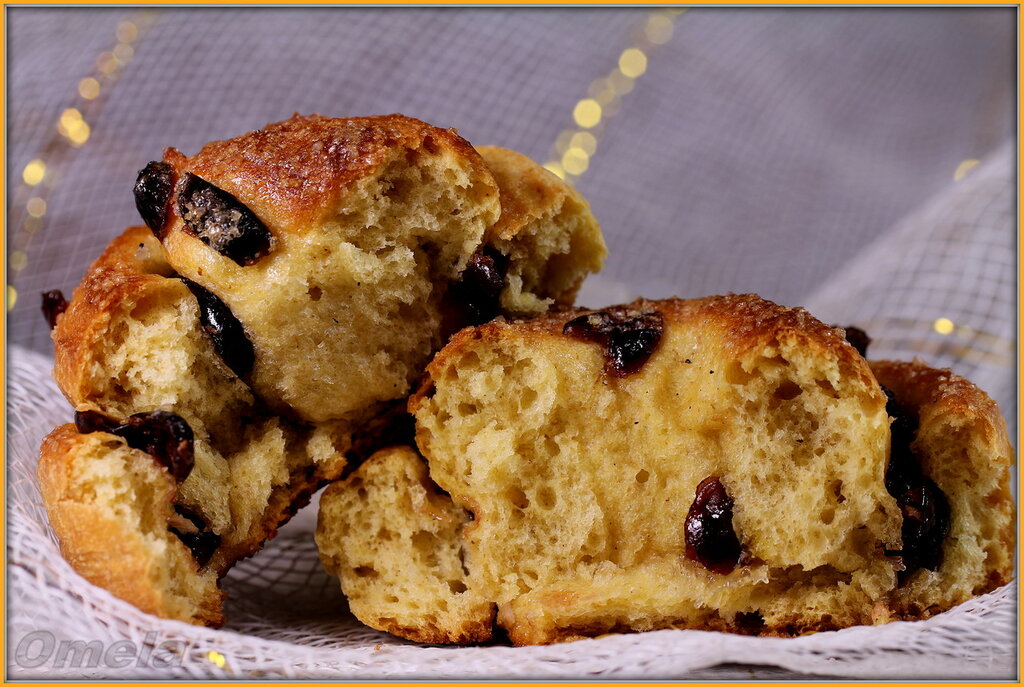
[207, 650, 226, 668]
[7, 285, 17, 311]
[10, 251, 28, 271]
[933, 317, 955, 335]
[561, 147, 590, 176]
[68, 121, 91, 146]
[609, 71, 635, 96]
[78, 77, 101, 100]
[543, 162, 565, 180]
[644, 14, 674, 44]
[954, 159, 980, 181]
[27, 197, 47, 218]
[117, 21, 139, 43]
[60, 108, 83, 126]
[113, 43, 134, 62]
[573, 99, 602, 129]
[619, 48, 648, 78]
[22, 159, 46, 186]
[570, 131, 597, 156]
[97, 51, 119, 75]
[554, 130, 575, 155]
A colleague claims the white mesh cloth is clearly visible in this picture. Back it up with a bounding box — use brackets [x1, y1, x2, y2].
[7, 7, 1016, 680]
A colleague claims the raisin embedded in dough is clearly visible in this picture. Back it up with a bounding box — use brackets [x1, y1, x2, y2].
[176, 173, 275, 266]
[134, 161, 175, 236]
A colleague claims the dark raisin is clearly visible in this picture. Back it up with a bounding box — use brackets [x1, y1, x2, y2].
[449, 246, 509, 325]
[880, 386, 951, 579]
[837, 325, 871, 358]
[75, 409, 194, 482]
[169, 504, 220, 567]
[181, 279, 255, 379]
[117, 411, 195, 483]
[563, 307, 664, 377]
[896, 478, 951, 576]
[74, 409, 118, 434]
[684, 476, 742, 575]
[134, 161, 174, 236]
[176, 173, 274, 266]
[41, 290, 68, 329]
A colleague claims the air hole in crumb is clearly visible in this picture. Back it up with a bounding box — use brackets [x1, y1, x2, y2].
[457, 402, 478, 416]
[383, 177, 411, 200]
[506, 487, 529, 509]
[537, 487, 556, 509]
[447, 579, 468, 594]
[773, 381, 803, 400]
[815, 379, 839, 397]
[820, 507, 835, 524]
[724, 361, 756, 385]
[353, 566, 378, 578]
[635, 469, 650, 483]
[422, 135, 439, 155]
[411, 531, 440, 567]
[831, 480, 846, 503]
[307, 286, 322, 301]
[519, 387, 538, 409]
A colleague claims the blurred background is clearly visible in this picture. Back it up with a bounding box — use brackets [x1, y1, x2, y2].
[7, 7, 1016, 415]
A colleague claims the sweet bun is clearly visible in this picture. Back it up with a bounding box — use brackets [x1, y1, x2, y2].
[143, 114, 604, 423]
[324, 295, 911, 644]
[38, 424, 225, 626]
[43, 225, 351, 623]
[41, 114, 604, 626]
[870, 359, 1014, 621]
[316, 446, 494, 644]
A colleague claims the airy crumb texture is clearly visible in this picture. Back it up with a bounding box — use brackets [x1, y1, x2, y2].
[871, 360, 1015, 620]
[38, 425, 224, 626]
[317, 447, 494, 644]
[45, 226, 349, 624]
[160, 115, 604, 423]
[397, 295, 902, 643]
[477, 146, 607, 314]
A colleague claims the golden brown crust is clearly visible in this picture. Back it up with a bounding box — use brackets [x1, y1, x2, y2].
[870, 359, 1013, 441]
[166, 113, 492, 234]
[51, 226, 184, 409]
[38, 425, 225, 626]
[871, 359, 1015, 613]
[477, 145, 583, 243]
[411, 294, 872, 413]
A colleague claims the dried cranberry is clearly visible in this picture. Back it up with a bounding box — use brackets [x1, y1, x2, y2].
[169, 504, 220, 567]
[450, 246, 509, 325]
[75, 409, 194, 482]
[563, 307, 664, 377]
[838, 325, 871, 358]
[684, 476, 742, 574]
[176, 173, 274, 266]
[181, 279, 255, 379]
[134, 161, 174, 237]
[41, 290, 68, 329]
[880, 386, 951, 579]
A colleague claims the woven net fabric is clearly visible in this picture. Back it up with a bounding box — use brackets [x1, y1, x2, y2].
[6, 7, 1017, 680]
